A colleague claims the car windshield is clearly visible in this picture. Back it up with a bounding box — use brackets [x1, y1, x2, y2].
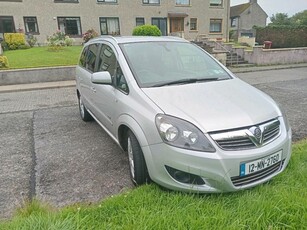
[120, 41, 231, 88]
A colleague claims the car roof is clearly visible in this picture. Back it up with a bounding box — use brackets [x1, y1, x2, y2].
[87, 36, 188, 44]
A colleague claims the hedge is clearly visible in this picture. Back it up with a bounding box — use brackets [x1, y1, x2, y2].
[132, 25, 162, 36]
[4, 33, 26, 50]
[255, 25, 307, 48]
[0, 56, 9, 69]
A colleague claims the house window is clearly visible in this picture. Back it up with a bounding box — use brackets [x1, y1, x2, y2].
[97, 0, 117, 2]
[210, 0, 222, 7]
[100, 17, 120, 35]
[0, 16, 15, 35]
[210, 19, 222, 33]
[136, 18, 145, 26]
[24, 17, 39, 34]
[57, 17, 82, 36]
[231, 18, 237, 27]
[54, 0, 79, 2]
[152, 18, 167, 36]
[190, 18, 197, 31]
[176, 0, 190, 5]
[143, 0, 160, 4]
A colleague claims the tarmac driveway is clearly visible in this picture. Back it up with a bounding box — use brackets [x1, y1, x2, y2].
[0, 67, 306, 219]
[0, 88, 133, 219]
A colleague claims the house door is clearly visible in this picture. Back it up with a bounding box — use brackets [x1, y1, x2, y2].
[152, 18, 167, 36]
[170, 18, 184, 33]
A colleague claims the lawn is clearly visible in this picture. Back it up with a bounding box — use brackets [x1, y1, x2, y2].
[0, 139, 306, 229]
[3, 46, 82, 69]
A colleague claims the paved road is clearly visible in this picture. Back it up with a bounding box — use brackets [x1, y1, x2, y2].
[0, 67, 306, 219]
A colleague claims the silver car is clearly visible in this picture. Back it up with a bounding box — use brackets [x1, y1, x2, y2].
[76, 36, 292, 193]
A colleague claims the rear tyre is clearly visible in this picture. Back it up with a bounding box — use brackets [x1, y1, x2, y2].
[78, 95, 93, 122]
[127, 130, 150, 185]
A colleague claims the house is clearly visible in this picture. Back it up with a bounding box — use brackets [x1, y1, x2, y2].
[230, 0, 267, 39]
[0, 0, 230, 44]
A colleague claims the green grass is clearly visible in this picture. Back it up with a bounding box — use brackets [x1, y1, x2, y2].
[1, 140, 306, 229]
[3, 46, 82, 69]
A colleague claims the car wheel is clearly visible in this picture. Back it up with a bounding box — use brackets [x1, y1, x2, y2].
[78, 95, 93, 121]
[127, 130, 150, 185]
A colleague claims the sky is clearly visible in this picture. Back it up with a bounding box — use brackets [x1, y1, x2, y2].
[231, 0, 307, 22]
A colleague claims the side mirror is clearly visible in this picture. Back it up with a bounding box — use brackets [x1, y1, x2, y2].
[91, 71, 112, 85]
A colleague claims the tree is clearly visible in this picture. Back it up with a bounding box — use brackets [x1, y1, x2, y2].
[270, 13, 291, 25]
[291, 10, 307, 25]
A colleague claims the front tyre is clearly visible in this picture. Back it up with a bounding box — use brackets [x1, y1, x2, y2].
[127, 130, 150, 185]
[78, 95, 93, 122]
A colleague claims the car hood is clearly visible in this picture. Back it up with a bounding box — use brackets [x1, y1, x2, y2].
[142, 78, 281, 132]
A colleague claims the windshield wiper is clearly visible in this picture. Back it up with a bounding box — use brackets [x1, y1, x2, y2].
[152, 77, 220, 87]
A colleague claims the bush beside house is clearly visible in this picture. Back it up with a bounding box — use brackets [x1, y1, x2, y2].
[26, 34, 38, 47]
[0, 56, 9, 69]
[47, 31, 74, 51]
[255, 25, 307, 48]
[3, 33, 29, 50]
[82, 29, 99, 43]
[132, 25, 162, 36]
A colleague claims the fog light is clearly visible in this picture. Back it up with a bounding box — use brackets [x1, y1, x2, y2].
[165, 166, 205, 185]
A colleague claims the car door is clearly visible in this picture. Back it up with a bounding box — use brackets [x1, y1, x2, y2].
[77, 43, 100, 112]
[90, 43, 128, 135]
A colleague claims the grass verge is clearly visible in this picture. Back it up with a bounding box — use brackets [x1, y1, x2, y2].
[3, 46, 82, 69]
[0, 139, 306, 229]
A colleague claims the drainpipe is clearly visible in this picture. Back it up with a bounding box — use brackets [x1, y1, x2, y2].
[226, 0, 230, 42]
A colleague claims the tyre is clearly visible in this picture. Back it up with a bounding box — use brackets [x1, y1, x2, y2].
[78, 94, 93, 122]
[127, 130, 150, 185]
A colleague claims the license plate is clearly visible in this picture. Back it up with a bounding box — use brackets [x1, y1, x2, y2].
[240, 151, 282, 177]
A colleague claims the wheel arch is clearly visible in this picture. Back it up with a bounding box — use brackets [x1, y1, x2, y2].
[117, 115, 149, 151]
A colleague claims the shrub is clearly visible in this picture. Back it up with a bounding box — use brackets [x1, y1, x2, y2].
[4, 33, 26, 50]
[65, 36, 74, 46]
[0, 56, 9, 69]
[19, 44, 31, 49]
[1, 41, 9, 51]
[9, 44, 17, 50]
[132, 25, 162, 36]
[82, 29, 99, 43]
[26, 34, 37, 47]
[255, 25, 307, 48]
[47, 31, 74, 51]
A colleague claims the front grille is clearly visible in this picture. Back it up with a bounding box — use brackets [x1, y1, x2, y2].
[215, 137, 254, 150]
[263, 122, 280, 143]
[231, 160, 285, 187]
[210, 119, 281, 150]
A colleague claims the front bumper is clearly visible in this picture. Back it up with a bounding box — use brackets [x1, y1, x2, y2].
[142, 127, 292, 193]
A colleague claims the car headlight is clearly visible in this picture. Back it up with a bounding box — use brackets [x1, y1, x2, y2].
[155, 114, 216, 152]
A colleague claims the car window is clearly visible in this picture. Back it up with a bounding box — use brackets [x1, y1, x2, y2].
[79, 46, 88, 68]
[97, 44, 117, 77]
[96, 44, 128, 93]
[114, 63, 129, 93]
[85, 43, 100, 72]
[79, 44, 100, 72]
